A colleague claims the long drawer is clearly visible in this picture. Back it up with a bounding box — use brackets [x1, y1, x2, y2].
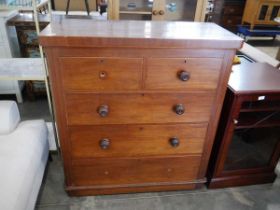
[69, 123, 207, 159]
[145, 57, 223, 90]
[65, 93, 214, 125]
[59, 57, 143, 91]
[71, 155, 201, 186]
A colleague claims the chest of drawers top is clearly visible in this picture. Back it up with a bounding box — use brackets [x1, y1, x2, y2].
[39, 19, 242, 49]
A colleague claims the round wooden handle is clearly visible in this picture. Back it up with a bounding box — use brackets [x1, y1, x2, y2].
[159, 10, 165, 15]
[178, 70, 190, 81]
[152, 10, 158, 15]
[169, 137, 180, 147]
[99, 138, 110, 149]
[174, 104, 185, 115]
[98, 105, 109, 117]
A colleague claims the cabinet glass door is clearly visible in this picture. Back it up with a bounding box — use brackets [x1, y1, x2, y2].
[118, 0, 154, 20]
[224, 100, 280, 171]
[115, 0, 198, 21]
[270, 5, 280, 20]
[258, 4, 269, 20]
[165, 0, 197, 21]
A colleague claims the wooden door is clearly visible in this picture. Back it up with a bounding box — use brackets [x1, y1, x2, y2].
[268, 3, 280, 22]
[151, 0, 166, 20]
[108, 0, 206, 21]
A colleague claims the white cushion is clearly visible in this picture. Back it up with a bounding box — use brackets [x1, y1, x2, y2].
[0, 120, 49, 210]
[0, 101, 20, 134]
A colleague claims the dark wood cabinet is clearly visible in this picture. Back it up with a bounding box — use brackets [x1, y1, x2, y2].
[208, 62, 280, 188]
[7, 12, 50, 100]
[212, 0, 246, 32]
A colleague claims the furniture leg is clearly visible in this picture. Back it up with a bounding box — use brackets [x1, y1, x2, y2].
[85, 0, 90, 15]
[276, 47, 280, 61]
[66, 0, 70, 15]
[14, 81, 23, 103]
[48, 153, 53, 162]
[26, 81, 35, 101]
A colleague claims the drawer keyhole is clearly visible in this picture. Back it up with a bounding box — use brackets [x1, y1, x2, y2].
[99, 71, 107, 79]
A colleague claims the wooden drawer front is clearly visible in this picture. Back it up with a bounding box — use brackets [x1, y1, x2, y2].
[70, 123, 207, 158]
[223, 5, 244, 15]
[222, 16, 242, 27]
[66, 93, 213, 125]
[145, 58, 222, 90]
[71, 155, 201, 186]
[59, 57, 143, 91]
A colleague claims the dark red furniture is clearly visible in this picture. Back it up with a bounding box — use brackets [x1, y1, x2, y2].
[208, 62, 280, 188]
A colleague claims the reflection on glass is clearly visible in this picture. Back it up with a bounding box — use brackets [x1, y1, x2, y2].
[258, 5, 268, 20]
[165, 0, 197, 21]
[118, 0, 198, 21]
[270, 6, 280, 20]
[119, 0, 153, 12]
[224, 99, 280, 171]
[224, 127, 280, 170]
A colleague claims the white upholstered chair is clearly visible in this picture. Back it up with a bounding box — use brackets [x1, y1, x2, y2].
[0, 101, 49, 210]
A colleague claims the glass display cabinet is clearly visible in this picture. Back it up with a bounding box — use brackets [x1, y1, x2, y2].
[107, 0, 206, 21]
[242, 0, 280, 29]
[208, 62, 280, 188]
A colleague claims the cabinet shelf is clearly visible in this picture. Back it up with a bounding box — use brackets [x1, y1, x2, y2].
[236, 111, 280, 129]
[240, 101, 280, 113]
[119, 7, 152, 15]
[208, 63, 280, 189]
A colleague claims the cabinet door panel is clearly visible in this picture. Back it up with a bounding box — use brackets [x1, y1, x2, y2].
[165, 0, 197, 21]
[258, 4, 269, 20]
[270, 5, 280, 20]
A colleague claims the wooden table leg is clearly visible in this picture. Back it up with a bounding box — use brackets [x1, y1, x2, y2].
[85, 0, 90, 15]
[276, 47, 280, 61]
[66, 0, 70, 15]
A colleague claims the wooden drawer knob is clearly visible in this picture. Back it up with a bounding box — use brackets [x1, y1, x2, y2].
[178, 71, 190, 81]
[173, 104, 185, 115]
[152, 10, 158, 15]
[99, 138, 110, 149]
[159, 10, 165, 15]
[98, 105, 109, 117]
[169, 137, 180, 147]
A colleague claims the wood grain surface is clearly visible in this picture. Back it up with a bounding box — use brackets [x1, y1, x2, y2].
[69, 123, 208, 158]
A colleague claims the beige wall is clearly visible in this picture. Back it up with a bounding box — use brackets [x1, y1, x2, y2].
[53, 0, 97, 11]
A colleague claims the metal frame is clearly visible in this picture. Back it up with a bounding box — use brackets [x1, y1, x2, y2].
[0, 0, 60, 154]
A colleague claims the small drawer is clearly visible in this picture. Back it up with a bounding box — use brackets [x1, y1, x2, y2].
[223, 5, 244, 15]
[69, 123, 207, 159]
[59, 57, 143, 91]
[65, 93, 214, 125]
[18, 29, 39, 45]
[145, 58, 223, 91]
[222, 16, 242, 27]
[71, 155, 201, 186]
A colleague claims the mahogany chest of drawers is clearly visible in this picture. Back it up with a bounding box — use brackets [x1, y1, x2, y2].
[39, 19, 243, 196]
